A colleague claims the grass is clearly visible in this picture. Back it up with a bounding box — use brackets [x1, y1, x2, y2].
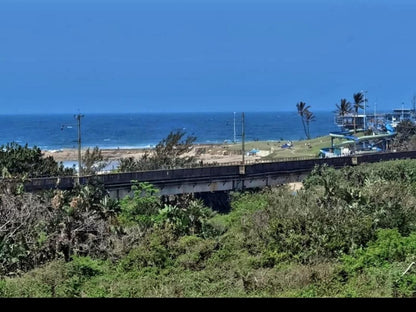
[224, 129, 374, 161]
[226, 135, 333, 160]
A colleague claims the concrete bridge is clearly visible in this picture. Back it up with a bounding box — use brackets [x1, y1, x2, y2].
[23, 150, 416, 199]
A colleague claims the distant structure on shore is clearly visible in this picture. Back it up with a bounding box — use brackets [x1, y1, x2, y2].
[334, 106, 416, 132]
[321, 106, 416, 158]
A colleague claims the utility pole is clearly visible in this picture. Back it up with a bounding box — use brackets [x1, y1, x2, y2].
[241, 112, 245, 165]
[61, 113, 84, 184]
[233, 112, 236, 143]
[361, 90, 368, 130]
[75, 113, 84, 183]
[239, 112, 246, 191]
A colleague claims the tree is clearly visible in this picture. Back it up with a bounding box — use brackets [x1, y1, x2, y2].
[118, 130, 197, 172]
[296, 102, 315, 139]
[335, 99, 352, 130]
[353, 92, 366, 133]
[0, 142, 74, 178]
[0, 178, 118, 275]
[336, 99, 352, 117]
[82, 146, 108, 175]
[118, 181, 161, 227]
[304, 109, 316, 140]
[392, 120, 416, 151]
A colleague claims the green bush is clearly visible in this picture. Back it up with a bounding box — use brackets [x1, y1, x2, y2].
[118, 181, 161, 227]
[67, 256, 105, 279]
[117, 225, 177, 272]
[334, 229, 416, 297]
[0, 260, 68, 297]
[0, 142, 74, 178]
[155, 200, 216, 237]
[341, 229, 416, 273]
[174, 236, 217, 270]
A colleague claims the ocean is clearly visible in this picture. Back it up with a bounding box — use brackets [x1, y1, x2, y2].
[0, 111, 341, 151]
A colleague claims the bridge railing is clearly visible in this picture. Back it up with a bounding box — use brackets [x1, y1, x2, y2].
[164, 155, 319, 170]
[21, 150, 416, 193]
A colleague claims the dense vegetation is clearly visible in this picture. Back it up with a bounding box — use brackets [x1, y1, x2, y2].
[1, 156, 416, 297]
[0, 142, 74, 178]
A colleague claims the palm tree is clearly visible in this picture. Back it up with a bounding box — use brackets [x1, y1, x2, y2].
[296, 101, 310, 139]
[353, 92, 365, 133]
[296, 101, 315, 139]
[336, 99, 352, 116]
[304, 109, 315, 139]
[335, 99, 352, 131]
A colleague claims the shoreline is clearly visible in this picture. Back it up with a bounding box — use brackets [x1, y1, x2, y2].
[42, 135, 330, 165]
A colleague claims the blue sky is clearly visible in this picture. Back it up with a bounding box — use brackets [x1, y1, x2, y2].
[1, 0, 416, 114]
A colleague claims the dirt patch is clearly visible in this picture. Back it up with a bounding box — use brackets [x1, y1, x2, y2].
[288, 182, 303, 192]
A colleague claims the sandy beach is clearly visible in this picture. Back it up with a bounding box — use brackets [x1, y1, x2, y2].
[42, 143, 263, 165]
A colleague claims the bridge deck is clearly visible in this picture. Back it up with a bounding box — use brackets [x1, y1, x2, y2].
[23, 150, 416, 198]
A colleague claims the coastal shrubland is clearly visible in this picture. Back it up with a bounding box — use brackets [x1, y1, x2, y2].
[118, 130, 198, 171]
[0, 142, 74, 178]
[1, 158, 416, 297]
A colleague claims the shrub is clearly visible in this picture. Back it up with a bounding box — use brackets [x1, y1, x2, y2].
[0, 142, 74, 178]
[174, 236, 217, 270]
[118, 181, 161, 227]
[118, 130, 197, 171]
[155, 200, 216, 237]
[341, 229, 416, 274]
[117, 225, 177, 272]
